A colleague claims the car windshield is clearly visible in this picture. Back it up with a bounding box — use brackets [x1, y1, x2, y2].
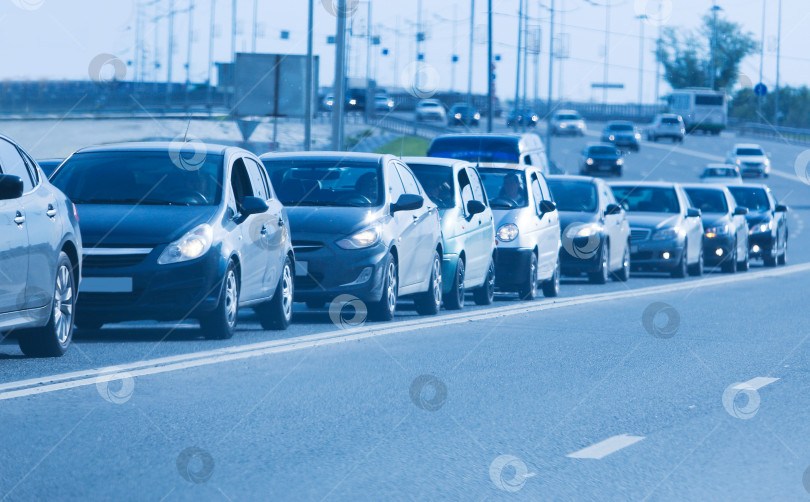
[421, 102, 441, 108]
[608, 123, 634, 131]
[703, 168, 737, 177]
[685, 188, 728, 214]
[736, 148, 764, 156]
[50, 151, 223, 206]
[428, 138, 519, 164]
[557, 114, 579, 120]
[728, 187, 771, 211]
[661, 117, 680, 124]
[263, 159, 382, 207]
[611, 186, 681, 213]
[408, 164, 455, 209]
[548, 180, 598, 213]
[478, 168, 528, 208]
[588, 146, 618, 156]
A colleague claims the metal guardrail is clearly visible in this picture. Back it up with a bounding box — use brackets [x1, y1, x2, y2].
[368, 115, 452, 140]
[734, 122, 810, 146]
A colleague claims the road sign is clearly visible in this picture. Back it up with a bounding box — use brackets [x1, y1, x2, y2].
[754, 83, 768, 97]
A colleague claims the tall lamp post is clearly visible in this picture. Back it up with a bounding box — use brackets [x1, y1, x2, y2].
[709, 2, 722, 90]
[636, 14, 647, 113]
[545, 0, 555, 158]
[774, 0, 782, 126]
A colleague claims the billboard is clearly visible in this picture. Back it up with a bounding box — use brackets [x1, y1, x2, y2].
[232, 53, 319, 118]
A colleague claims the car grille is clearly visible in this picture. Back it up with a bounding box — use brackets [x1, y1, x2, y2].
[632, 251, 654, 261]
[295, 273, 325, 290]
[630, 229, 651, 242]
[79, 292, 140, 308]
[83, 254, 148, 269]
[293, 241, 325, 253]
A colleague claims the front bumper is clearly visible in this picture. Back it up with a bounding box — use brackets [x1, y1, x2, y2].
[629, 239, 684, 272]
[748, 232, 776, 259]
[740, 164, 769, 177]
[494, 247, 533, 289]
[604, 137, 640, 149]
[702, 234, 735, 265]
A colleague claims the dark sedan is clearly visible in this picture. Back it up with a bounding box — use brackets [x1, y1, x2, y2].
[548, 176, 630, 283]
[37, 158, 63, 178]
[261, 152, 443, 321]
[727, 184, 788, 266]
[51, 142, 295, 338]
[684, 185, 749, 272]
[448, 104, 481, 127]
[602, 121, 641, 152]
[579, 144, 624, 177]
[506, 108, 538, 128]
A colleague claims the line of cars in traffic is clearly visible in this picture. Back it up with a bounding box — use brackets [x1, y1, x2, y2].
[0, 129, 790, 358]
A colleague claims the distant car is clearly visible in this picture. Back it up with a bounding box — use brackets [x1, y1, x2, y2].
[683, 185, 750, 273]
[478, 163, 561, 299]
[374, 93, 395, 112]
[427, 133, 550, 173]
[506, 108, 539, 128]
[610, 182, 704, 277]
[726, 143, 770, 177]
[699, 164, 742, 184]
[37, 158, 63, 178]
[548, 176, 631, 283]
[550, 110, 586, 136]
[579, 143, 624, 177]
[602, 121, 641, 152]
[322, 94, 334, 112]
[405, 157, 497, 309]
[345, 89, 366, 112]
[448, 104, 481, 127]
[261, 152, 444, 320]
[415, 99, 446, 122]
[727, 184, 788, 266]
[51, 142, 295, 338]
[0, 134, 82, 357]
[647, 114, 686, 142]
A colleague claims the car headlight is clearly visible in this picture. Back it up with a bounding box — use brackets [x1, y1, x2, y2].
[474, 113, 481, 120]
[349, 99, 357, 105]
[764, 158, 770, 166]
[753, 221, 772, 233]
[158, 224, 213, 265]
[531, 115, 538, 121]
[560, 123, 568, 128]
[652, 228, 680, 241]
[706, 224, 730, 235]
[497, 223, 519, 242]
[586, 158, 594, 165]
[609, 134, 615, 141]
[735, 159, 742, 165]
[455, 113, 462, 119]
[566, 224, 600, 238]
[336, 225, 381, 250]
[635, 133, 641, 139]
[617, 158, 624, 165]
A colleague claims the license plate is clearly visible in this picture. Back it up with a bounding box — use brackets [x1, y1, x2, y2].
[295, 261, 308, 276]
[631, 245, 639, 254]
[599, 164, 612, 171]
[82, 277, 133, 293]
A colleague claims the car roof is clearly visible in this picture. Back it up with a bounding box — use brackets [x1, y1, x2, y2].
[401, 156, 469, 168]
[259, 151, 389, 164]
[681, 183, 731, 191]
[658, 113, 681, 118]
[727, 183, 770, 191]
[548, 174, 599, 184]
[476, 162, 530, 171]
[733, 143, 763, 149]
[75, 141, 232, 156]
[606, 120, 634, 126]
[585, 142, 618, 149]
[608, 181, 681, 188]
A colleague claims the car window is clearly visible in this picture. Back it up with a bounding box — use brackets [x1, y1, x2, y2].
[478, 168, 528, 208]
[386, 162, 406, 203]
[231, 158, 255, 211]
[0, 139, 33, 192]
[458, 168, 474, 212]
[245, 158, 270, 200]
[467, 167, 486, 204]
[611, 186, 681, 213]
[736, 148, 764, 156]
[588, 146, 618, 156]
[684, 188, 728, 214]
[395, 162, 422, 195]
[727, 186, 770, 211]
[409, 163, 454, 209]
[530, 177, 544, 214]
[263, 159, 382, 207]
[18, 149, 40, 185]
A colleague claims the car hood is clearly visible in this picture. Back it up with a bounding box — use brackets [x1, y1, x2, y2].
[77, 205, 218, 247]
[558, 211, 600, 230]
[286, 206, 386, 237]
[626, 213, 682, 230]
[745, 209, 772, 225]
[700, 213, 731, 228]
[736, 156, 768, 163]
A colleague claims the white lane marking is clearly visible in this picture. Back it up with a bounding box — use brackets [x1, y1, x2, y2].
[566, 434, 645, 459]
[3, 262, 810, 401]
[734, 377, 779, 391]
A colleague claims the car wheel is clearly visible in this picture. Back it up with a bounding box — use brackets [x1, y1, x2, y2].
[738, 243, 750, 271]
[612, 245, 631, 282]
[473, 260, 496, 305]
[672, 246, 688, 278]
[369, 254, 398, 321]
[518, 253, 538, 300]
[17, 252, 76, 358]
[255, 256, 294, 330]
[688, 246, 704, 277]
[200, 261, 240, 340]
[414, 251, 442, 315]
[589, 244, 609, 284]
[778, 245, 787, 265]
[721, 244, 737, 274]
[444, 258, 465, 310]
[542, 256, 560, 298]
[764, 250, 778, 267]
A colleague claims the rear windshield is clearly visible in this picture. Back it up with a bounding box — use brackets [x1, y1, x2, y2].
[611, 186, 681, 213]
[428, 137, 519, 164]
[685, 188, 728, 214]
[557, 114, 579, 120]
[408, 164, 455, 209]
[548, 180, 598, 213]
[51, 151, 223, 206]
[263, 159, 382, 207]
[728, 187, 770, 212]
[478, 168, 528, 208]
[736, 148, 764, 156]
[661, 117, 681, 124]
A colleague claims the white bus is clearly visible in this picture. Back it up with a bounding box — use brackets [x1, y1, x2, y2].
[667, 88, 727, 135]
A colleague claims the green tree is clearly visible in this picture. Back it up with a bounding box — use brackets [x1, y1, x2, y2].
[657, 14, 758, 91]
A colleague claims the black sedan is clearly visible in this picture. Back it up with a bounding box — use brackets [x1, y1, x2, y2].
[727, 184, 788, 266]
[261, 152, 444, 321]
[0, 134, 81, 357]
[506, 108, 538, 128]
[602, 121, 641, 152]
[683, 185, 749, 272]
[51, 142, 295, 338]
[448, 104, 481, 127]
[548, 176, 631, 283]
[579, 143, 624, 177]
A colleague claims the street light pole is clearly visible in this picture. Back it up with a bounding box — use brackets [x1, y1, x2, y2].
[467, 0, 474, 109]
[654, 0, 662, 108]
[637, 15, 646, 112]
[709, 2, 721, 90]
[332, 0, 348, 150]
[602, 0, 611, 106]
[774, 0, 782, 126]
[251, 0, 258, 52]
[207, 0, 216, 108]
[487, 0, 493, 132]
[757, 0, 765, 122]
[514, 0, 523, 118]
[231, 0, 237, 62]
[416, 0, 423, 90]
[546, 0, 555, 158]
[304, 0, 314, 150]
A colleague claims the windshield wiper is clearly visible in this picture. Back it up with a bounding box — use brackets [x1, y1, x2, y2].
[71, 197, 183, 206]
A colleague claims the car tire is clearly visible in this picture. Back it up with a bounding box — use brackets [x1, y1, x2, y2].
[612, 245, 631, 282]
[738, 244, 750, 271]
[200, 261, 240, 340]
[688, 246, 704, 277]
[672, 246, 688, 278]
[721, 245, 737, 274]
[518, 253, 538, 301]
[444, 258, 465, 310]
[778, 245, 787, 265]
[542, 257, 560, 298]
[589, 244, 609, 284]
[369, 254, 398, 322]
[473, 260, 496, 305]
[764, 250, 778, 267]
[255, 257, 294, 331]
[17, 252, 76, 358]
[414, 251, 442, 315]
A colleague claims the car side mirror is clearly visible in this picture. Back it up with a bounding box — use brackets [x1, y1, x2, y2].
[391, 193, 424, 213]
[467, 200, 486, 216]
[241, 196, 269, 216]
[734, 206, 748, 216]
[539, 200, 557, 214]
[687, 208, 701, 218]
[605, 203, 622, 216]
[0, 174, 24, 201]
[775, 204, 788, 213]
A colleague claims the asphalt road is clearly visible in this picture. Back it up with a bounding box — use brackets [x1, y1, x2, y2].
[2, 122, 810, 501]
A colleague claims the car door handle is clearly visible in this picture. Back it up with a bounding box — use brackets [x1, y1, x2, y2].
[46, 204, 57, 218]
[278, 217, 284, 227]
[14, 211, 24, 225]
[261, 224, 269, 235]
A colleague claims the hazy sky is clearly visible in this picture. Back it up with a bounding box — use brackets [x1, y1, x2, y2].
[0, 0, 806, 104]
